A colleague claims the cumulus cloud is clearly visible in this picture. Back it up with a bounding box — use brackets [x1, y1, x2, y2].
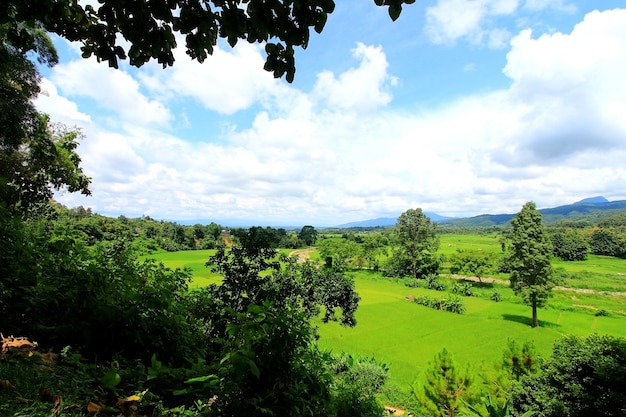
[425, 0, 518, 47]
[312, 43, 397, 112]
[50, 58, 172, 128]
[45, 8, 626, 223]
[498, 9, 626, 165]
[138, 42, 279, 115]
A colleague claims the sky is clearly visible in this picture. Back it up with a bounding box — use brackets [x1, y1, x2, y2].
[35, 0, 626, 226]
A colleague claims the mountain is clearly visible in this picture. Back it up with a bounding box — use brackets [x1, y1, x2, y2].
[443, 197, 626, 227]
[335, 212, 454, 228]
[573, 196, 608, 205]
[334, 197, 626, 229]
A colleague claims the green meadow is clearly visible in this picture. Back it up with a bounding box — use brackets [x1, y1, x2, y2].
[147, 234, 626, 391]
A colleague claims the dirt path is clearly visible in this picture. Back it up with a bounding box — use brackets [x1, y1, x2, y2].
[442, 274, 626, 297]
[288, 247, 316, 263]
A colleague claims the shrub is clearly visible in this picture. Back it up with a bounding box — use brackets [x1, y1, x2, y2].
[512, 334, 626, 417]
[451, 282, 474, 296]
[490, 290, 502, 302]
[414, 295, 465, 314]
[426, 274, 447, 291]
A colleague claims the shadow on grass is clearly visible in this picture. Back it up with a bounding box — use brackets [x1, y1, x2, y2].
[501, 314, 560, 328]
[462, 280, 494, 288]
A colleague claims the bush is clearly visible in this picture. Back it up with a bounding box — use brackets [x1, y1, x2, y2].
[451, 282, 474, 296]
[512, 334, 626, 417]
[414, 295, 465, 314]
[490, 289, 502, 302]
[426, 274, 447, 291]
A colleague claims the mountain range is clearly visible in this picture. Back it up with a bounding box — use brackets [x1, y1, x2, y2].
[334, 197, 626, 228]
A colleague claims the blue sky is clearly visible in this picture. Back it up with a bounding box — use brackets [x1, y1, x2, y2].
[36, 0, 626, 226]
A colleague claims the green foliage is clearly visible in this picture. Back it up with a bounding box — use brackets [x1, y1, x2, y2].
[330, 355, 388, 417]
[589, 227, 626, 258]
[2, 0, 415, 82]
[501, 339, 540, 380]
[449, 250, 495, 280]
[413, 295, 466, 314]
[507, 202, 557, 327]
[512, 334, 626, 417]
[298, 224, 318, 246]
[550, 229, 588, 261]
[490, 290, 502, 302]
[414, 348, 476, 417]
[426, 274, 448, 291]
[451, 282, 474, 297]
[387, 208, 441, 279]
[317, 236, 360, 266]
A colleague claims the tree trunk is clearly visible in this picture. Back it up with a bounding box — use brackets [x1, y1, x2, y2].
[532, 300, 539, 328]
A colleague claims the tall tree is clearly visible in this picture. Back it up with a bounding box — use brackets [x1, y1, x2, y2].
[1, 20, 91, 216]
[388, 208, 440, 279]
[298, 225, 318, 246]
[507, 201, 556, 328]
[2, 0, 414, 82]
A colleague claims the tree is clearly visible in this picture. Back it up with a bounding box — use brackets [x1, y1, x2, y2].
[589, 227, 626, 258]
[2, 0, 415, 83]
[1, 24, 91, 216]
[512, 334, 626, 417]
[550, 229, 588, 261]
[506, 202, 556, 328]
[387, 208, 440, 279]
[449, 250, 495, 282]
[298, 224, 318, 246]
[414, 348, 476, 417]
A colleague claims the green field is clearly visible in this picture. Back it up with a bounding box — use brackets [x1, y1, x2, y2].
[147, 235, 626, 392]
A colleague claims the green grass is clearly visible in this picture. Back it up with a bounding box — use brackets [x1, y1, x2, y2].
[439, 233, 504, 257]
[315, 270, 626, 390]
[142, 249, 221, 287]
[146, 244, 626, 392]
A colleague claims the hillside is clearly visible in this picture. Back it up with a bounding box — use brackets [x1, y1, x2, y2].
[444, 198, 626, 227]
[336, 197, 626, 228]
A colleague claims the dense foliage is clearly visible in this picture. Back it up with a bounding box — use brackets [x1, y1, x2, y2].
[506, 202, 557, 327]
[512, 334, 626, 417]
[386, 208, 441, 279]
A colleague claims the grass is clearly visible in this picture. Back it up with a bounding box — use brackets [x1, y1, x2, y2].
[315, 270, 626, 391]
[145, 240, 626, 393]
[141, 249, 221, 288]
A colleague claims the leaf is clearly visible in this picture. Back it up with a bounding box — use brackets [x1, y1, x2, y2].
[248, 359, 261, 378]
[101, 370, 121, 388]
[87, 401, 102, 413]
[388, 4, 402, 22]
[0, 379, 16, 390]
[185, 374, 218, 384]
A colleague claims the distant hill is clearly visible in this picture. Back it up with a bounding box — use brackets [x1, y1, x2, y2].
[443, 197, 626, 227]
[334, 197, 626, 229]
[335, 212, 455, 228]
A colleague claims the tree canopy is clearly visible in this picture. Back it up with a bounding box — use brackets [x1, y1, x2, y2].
[387, 208, 440, 279]
[507, 201, 557, 327]
[2, 0, 415, 82]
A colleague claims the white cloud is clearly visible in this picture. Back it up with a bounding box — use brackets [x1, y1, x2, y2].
[35, 78, 92, 125]
[425, 0, 518, 47]
[523, 0, 576, 13]
[47, 8, 626, 223]
[312, 43, 397, 112]
[138, 42, 278, 115]
[50, 58, 172, 128]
